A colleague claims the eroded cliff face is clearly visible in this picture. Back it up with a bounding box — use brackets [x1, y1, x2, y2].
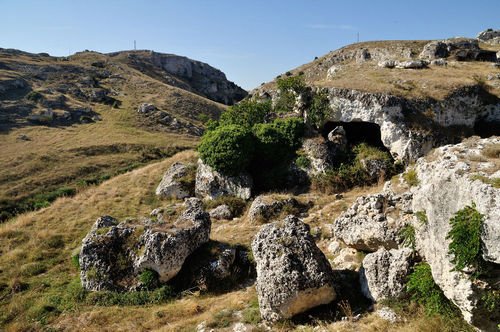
[253, 85, 500, 162]
[149, 51, 247, 105]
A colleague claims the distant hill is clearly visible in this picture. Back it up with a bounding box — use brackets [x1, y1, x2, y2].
[0, 47, 246, 222]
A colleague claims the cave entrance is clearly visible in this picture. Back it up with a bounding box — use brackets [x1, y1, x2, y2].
[322, 121, 389, 151]
[474, 119, 500, 138]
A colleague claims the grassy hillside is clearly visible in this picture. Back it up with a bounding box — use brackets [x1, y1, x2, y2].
[0, 150, 471, 331]
[257, 40, 500, 100]
[0, 48, 233, 222]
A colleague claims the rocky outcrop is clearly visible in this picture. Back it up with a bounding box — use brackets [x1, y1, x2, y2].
[333, 192, 413, 251]
[477, 29, 500, 43]
[148, 51, 247, 105]
[248, 195, 301, 223]
[302, 137, 335, 174]
[79, 198, 211, 291]
[407, 138, 500, 330]
[359, 248, 413, 301]
[195, 159, 252, 200]
[137, 103, 156, 113]
[252, 216, 336, 321]
[209, 204, 232, 220]
[420, 38, 497, 61]
[156, 162, 192, 199]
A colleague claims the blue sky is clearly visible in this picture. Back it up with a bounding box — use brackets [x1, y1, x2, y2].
[1, 0, 499, 90]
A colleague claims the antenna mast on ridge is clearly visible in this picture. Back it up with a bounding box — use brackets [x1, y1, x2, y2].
[357, 32, 359, 43]
[134, 40, 136, 50]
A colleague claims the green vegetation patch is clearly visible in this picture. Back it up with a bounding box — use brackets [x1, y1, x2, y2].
[446, 202, 486, 278]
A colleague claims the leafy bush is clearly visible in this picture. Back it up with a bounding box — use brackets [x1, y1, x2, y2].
[415, 211, 428, 225]
[198, 125, 254, 176]
[218, 99, 272, 128]
[140, 269, 159, 290]
[446, 202, 485, 278]
[407, 262, 455, 315]
[307, 92, 330, 128]
[275, 75, 306, 112]
[25, 91, 43, 102]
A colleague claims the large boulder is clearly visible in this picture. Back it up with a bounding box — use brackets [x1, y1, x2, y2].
[333, 192, 413, 251]
[359, 248, 413, 302]
[137, 103, 156, 113]
[302, 137, 335, 175]
[409, 137, 500, 330]
[195, 159, 252, 200]
[251, 216, 336, 321]
[209, 204, 232, 220]
[155, 162, 192, 198]
[79, 198, 211, 291]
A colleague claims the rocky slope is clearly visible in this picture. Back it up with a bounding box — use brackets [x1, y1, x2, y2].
[251, 36, 500, 162]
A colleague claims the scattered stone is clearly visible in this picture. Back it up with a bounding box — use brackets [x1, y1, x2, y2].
[378, 60, 396, 68]
[376, 306, 398, 323]
[395, 60, 427, 69]
[195, 159, 252, 200]
[332, 247, 360, 270]
[248, 195, 301, 223]
[252, 216, 336, 321]
[16, 135, 30, 141]
[209, 204, 232, 220]
[137, 103, 156, 114]
[356, 49, 371, 62]
[327, 241, 341, 254]
[79, 199, 211, 291]
[359, 248, 413, 301]
[430, 59, 447, 66]
[326, 65, 342, 79]
[360, 158, 389, 180]
[155, 162, 192, 199]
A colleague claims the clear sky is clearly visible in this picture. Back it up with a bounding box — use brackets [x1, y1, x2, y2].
[1, 0, 499, 90]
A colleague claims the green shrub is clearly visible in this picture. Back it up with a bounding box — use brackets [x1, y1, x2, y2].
[25, 91, 43, 102]
[197, 113, 210, 124]
[295, 155, 311, 169]
[21, 263, 47, 277]
[482, 290, 500, 313]
[407, 262, 455, 315]
[446, 202, 485, 278]
[198, 125, 254, 176]
[404, 169, 419, 186]
[307, 92, 330, 128]
[219, 99, 272, 128]
[415, 211, 428, 225]
[399, 225, 416, 253]
[241, 298, 261, 325]
[140, 269, 159, 290]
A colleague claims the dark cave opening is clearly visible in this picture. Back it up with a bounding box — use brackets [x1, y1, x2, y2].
[474, 119, 500, 138]
[322, 121, 389, 151]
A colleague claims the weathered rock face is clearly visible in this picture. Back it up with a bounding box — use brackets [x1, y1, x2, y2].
[79, 198, 211, 291]
[248, 195, 301, 223]
[302, 137, 335, 174]
[137, 103, 156, 113]
[420, 38, 497, 61]
[359, 248, 413, 301]
[195, 159, 252, 200]
[333, 192, 413, 251]
[252, 216, 336, 321]
[149, 51, 247, 105]
[155, 162, 192, 199]
[477, 29, 500, 42]
[408, 138, 500, 330]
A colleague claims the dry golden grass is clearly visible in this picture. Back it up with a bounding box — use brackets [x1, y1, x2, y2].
[258, 40, 500, 100]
